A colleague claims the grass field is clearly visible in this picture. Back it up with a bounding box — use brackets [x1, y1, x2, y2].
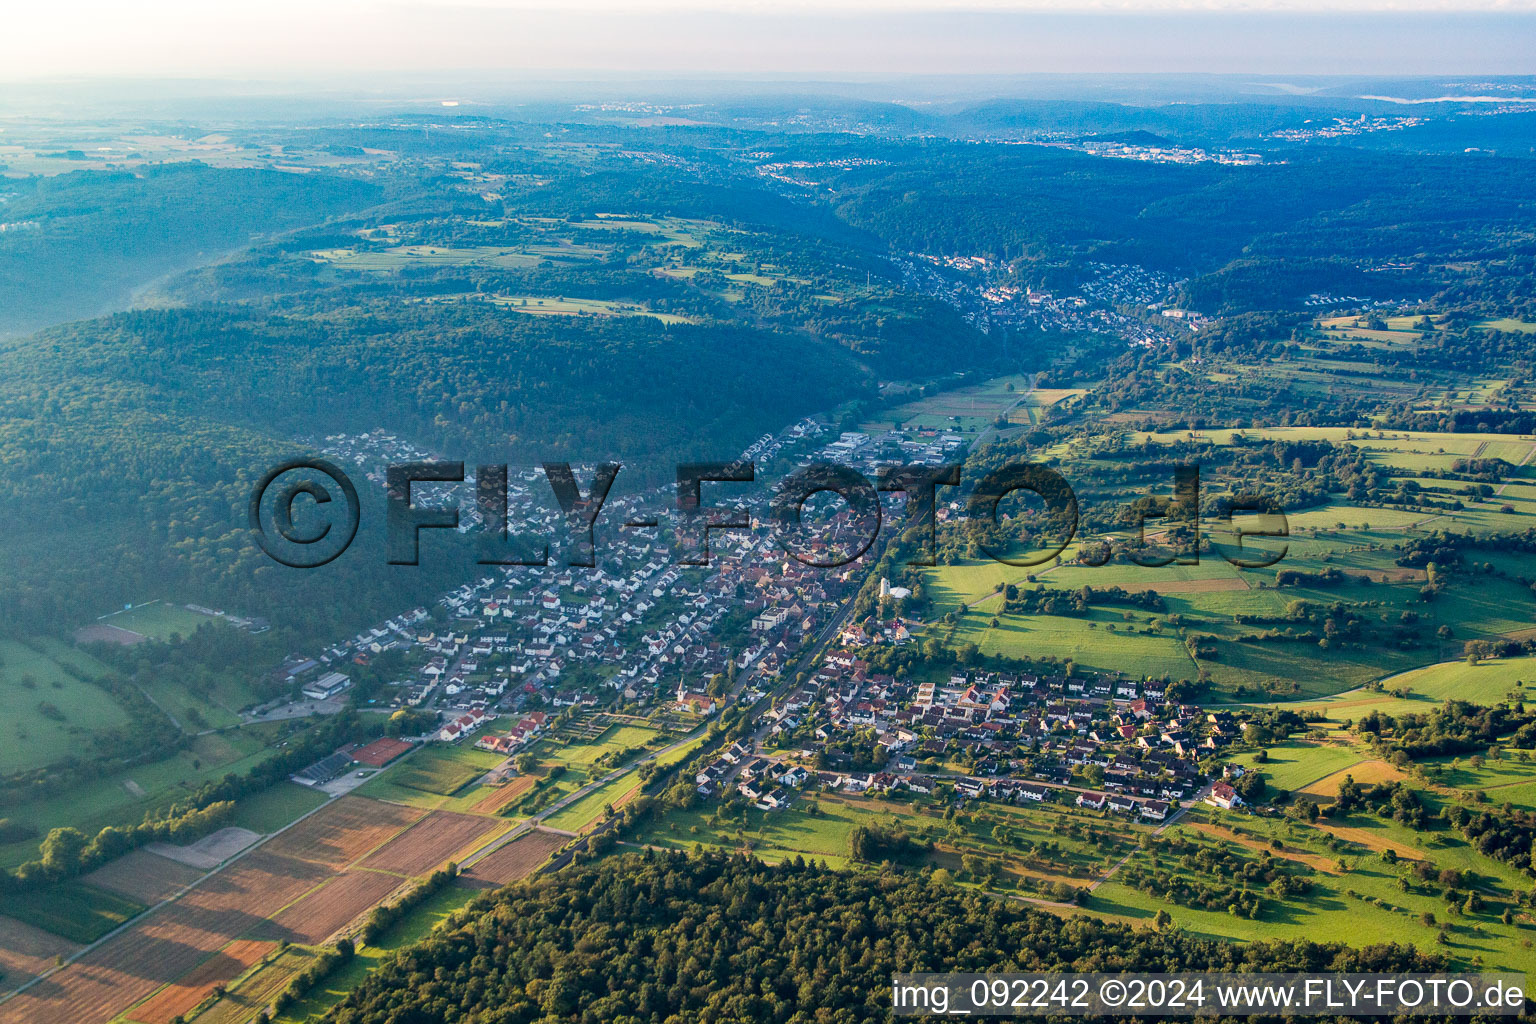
[225, 782, 332, 835]
[0, 883, 144, 944]
[1476, 318, 1536, 334]
[309, 241, 607, 272]
[0, 727, 287, 870]
[1092, 806, 1536, 974]
[484, 293, 696, 324]
[184, 946, 315, 1024]
[942, 607, 1201, 682]
[1230, 741, 1367, 793]
[1420, 752, 1536, 810]
[527, 724, 666, 787]
[862, 374, 1035, 434]
[0, 796, 452, 1024]
[542, 773, 646, 834]
[388, 745, 503, 798]
[0, 638, 130, 775]
[922, 422, 1536, 701]
[1261, 657, 1536, 723]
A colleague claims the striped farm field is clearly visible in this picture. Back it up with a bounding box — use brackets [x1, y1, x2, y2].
[80, 850, 204, 905]
[254, 870, 406, 946]
[460, 829, 566, 888]
[470, 774, 538, 814]
[125, 939, 276, 1024]
[0, 850, 328, 1024]
[0, 915, 79, 993]
[1298, 759, 1406, 799]
[262, 796, 426, 869]
[359, 811, 506, 877]
[188, 947, 315, 1024]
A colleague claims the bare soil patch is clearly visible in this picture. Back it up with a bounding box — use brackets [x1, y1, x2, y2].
[82, 850, 205, 905]
[459, 829, 566, 888]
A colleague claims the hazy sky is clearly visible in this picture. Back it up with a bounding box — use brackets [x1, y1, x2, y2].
[8, 0, 1536, 79]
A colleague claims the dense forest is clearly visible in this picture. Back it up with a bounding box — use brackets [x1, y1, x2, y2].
[320, 851, 1444, 1024]
[0, 164, 379, 335]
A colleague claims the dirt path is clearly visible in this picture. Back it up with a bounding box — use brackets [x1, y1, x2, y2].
[1495, 444, 1536, 497]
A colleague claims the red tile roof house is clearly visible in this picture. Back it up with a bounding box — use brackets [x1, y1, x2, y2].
[1208, 782, 1244, 809]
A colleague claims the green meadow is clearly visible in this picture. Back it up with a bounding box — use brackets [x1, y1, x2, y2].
[0, 638, 130, 775]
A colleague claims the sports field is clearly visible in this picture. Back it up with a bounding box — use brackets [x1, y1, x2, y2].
[82, 602, 220, 643]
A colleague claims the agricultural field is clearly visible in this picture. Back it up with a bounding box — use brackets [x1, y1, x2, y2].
[1475, 318, 1536, 334]
[262, 797, 425, 869]
[80, 849, 205, 905]
[485, 293, 697, 324]
[466, 774, 539, 816]
[631, 789, 1161, 907]
[862, 374, 1035, 434]
[528, 724, 666, 780]
[0, 882, 142, 945]
[385, 745, 501, 799]
[459, 829, 567, 888]
[920, 423, 1536, 701]
[1258, 656, 1536, 723]
[1228, 741, 1368, 793]
[941, 607, 1201, 683]
[0, 794, 467, 1024]
[254, 871, 406, 946]
[125, 939, 276, 1024]
[183, 945, 316, 1024]
[541, 773, 646, 834]
[268, 884, 480, 1024]
[307, 240, 608, 272]
[0, 915, 79, 994]
[358, 811, 506, 876]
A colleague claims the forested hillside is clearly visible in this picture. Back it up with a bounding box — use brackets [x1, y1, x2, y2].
[833, 145, 1536, 310]
[0, 298, 864, 635]
[0, 164, 379, 335]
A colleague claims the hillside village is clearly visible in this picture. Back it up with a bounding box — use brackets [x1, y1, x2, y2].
[265, 403, 1249, 826]
[691, 662, 1225, 819]
[273, 411, 967, 767]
